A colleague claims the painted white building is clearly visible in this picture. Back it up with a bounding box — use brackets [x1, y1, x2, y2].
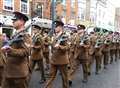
[104, 0, 115, 31]
[77, 0, 97, 27]
[96, 0, 107, 27]
[92, 0, 115, 31]
[78, 0, 86, 21]
[90, 0, 97, 24]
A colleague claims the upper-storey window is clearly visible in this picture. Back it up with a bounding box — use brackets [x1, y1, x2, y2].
[20, 0, 29, 14]
[3, 0, 14, 11]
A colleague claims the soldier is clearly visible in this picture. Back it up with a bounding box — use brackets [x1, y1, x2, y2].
[43, 29, 51, 71]
[94, 33, 103, 74]
[109, 31, 115, 64]
[44, 17, 69, 88]
[67, 30, 78, 86]
[118, 33, 120, 59]
[77, 24, 91, 83]
[88, 32, 96, 75]
[1, 12, 31, 88]
[68, 27, 88, 85]
[30, 25, 45, 83]
[0, 34, 6, 87]
[114, 32, 119, 62]
[103, 36, 110, 69]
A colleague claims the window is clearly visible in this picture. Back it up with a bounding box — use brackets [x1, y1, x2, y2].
[3, 0, 14, 11]
[20, 0, 29, 14]
[99, 9, 101, 17]
[33, 3, 43, 18]
[79, 8, 85, 20]
[61, 0, 65, 5]
[71, 0, 75, 8]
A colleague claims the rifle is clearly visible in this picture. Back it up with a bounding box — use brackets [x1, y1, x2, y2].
[94, 28, 109, 48]
[52, 32, 68, 47]
[2, 23, 32, 50]
[79, 31, 90, 45]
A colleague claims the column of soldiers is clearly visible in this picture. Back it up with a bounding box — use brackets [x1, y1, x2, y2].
[0, 11, 120, 88]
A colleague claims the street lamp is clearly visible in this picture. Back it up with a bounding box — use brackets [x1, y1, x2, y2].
[50, 0, 55, 36]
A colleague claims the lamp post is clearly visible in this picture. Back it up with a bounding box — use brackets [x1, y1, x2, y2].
[30, 0, 33, 18]
[51, 0, 55, 36]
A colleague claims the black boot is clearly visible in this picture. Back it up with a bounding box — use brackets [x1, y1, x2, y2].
[82, 79, 88, 83]
[88, 72, 91, 76]
[69, 80, 72, 86]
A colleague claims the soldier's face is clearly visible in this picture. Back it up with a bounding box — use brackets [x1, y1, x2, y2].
[78, 29, 84, 34]
[33, 28, 39, 34]
[13, 19, 24, 29]
[55, 26, 62, 33]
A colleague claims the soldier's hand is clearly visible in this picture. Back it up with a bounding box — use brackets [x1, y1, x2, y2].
[1, 45, 12, 52]
[84, 45, 90, 48]
[54, 44, 60, 49]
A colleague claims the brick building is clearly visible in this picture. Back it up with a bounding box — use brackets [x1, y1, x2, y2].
[0, 0, 30, 38]
[0, 0, 30, 16]
[31, 0, 51, 19]
[55, 0, 78, 25]
[0, 0, 30, 27]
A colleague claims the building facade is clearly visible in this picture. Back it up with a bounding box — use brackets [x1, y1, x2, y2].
[115, 8, 120, 31]
[55, 0, 78, 25]
[95, 0, 107, 27]
[92, 0, 115, 30]
[105, 0, 115, 30]
[0, 0, 31, 38]
[0, 0, 30, 25]
[31, 0, 51, 19]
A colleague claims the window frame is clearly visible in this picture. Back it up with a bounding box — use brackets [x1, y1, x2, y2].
[20, 0, 29, 14]
[3, 0, 14, 11]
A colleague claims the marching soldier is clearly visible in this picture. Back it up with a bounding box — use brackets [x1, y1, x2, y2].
[110, 32, 119, 63]
[103, 36, 110, 69]
[94, 33, 103, 74]
[109, 31, 115, 64]
[118, 34, 120, 59]
[77, 24, 92, 83]
[30, 25, 45, 82]
[114, 32, 119, 62]
[44, 17, 69, 88]
[43, 29, 51, 71]
[1, 12, 31, 88]
[88, 32, 96, 75]
[0, 34, 6, 86]
[67, 30, 78, 86]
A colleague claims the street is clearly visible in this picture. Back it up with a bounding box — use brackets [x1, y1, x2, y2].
[29, 60, 120, 88]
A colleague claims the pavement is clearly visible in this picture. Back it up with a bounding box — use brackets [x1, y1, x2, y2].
[29, 60, 120, 88]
